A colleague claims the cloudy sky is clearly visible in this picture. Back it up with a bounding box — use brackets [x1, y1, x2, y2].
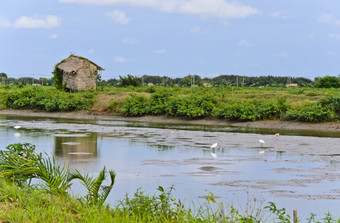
[1, 0, 340, 80]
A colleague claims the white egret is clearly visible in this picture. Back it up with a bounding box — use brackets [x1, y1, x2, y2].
[210, 143, 218, 149]
[208, 143, 218, 159]
[274, 133, 279, 138]
[14, 125, 21, 129]
[259, 150, 265, 154]
[259, 139, 265, 146]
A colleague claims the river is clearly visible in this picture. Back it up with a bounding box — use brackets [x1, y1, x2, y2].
[0, 115, 340, 219]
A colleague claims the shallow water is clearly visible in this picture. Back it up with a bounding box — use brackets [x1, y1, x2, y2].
[0, 115, 340, 218]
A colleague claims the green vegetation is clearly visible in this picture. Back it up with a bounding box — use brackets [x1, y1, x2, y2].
[0, 143, 339, 222]
[0, 76, 339, 122]
[119, 74, 141, 87]
[114, 86, 339, 122]
[1, 85, 96, 111]
[314, 76, 340, 88]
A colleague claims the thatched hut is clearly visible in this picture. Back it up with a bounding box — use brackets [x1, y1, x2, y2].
[55, 55, 104, 91]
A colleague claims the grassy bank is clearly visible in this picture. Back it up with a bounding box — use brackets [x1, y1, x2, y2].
[0, 84, 339, 122]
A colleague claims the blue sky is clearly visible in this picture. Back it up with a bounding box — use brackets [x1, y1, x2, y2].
[1, 0, 340, 80]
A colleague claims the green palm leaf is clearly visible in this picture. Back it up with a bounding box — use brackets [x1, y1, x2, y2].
[68, 166, 116, 206]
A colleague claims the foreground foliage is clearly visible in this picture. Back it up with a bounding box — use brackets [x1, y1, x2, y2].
[0, 143, 115, 206]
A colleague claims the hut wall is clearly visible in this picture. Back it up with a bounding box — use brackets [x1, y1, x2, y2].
[75, 62, 98, 90]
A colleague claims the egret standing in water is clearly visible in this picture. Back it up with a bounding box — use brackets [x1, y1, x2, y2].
[14, 125, 21, 129]
[259, 139, 265, 146]
[210, 143, 218, 159]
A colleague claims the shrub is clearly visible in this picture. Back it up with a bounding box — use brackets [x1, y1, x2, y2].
[147, 89, 173, 115]
[120, 94, 149, 116]
[284, 105, 333, 122]
[4, 86, 96, 112]
[314, 76, 340, 88]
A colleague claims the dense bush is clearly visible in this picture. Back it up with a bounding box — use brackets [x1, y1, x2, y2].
[147, 89, 172, 115]
[4, 86, 96, 112]
[314, 76, 340, 88]
[212, 99, 285, 121]
[120, 94, 149, 116]
[116, 86, 339, 122]
[284, 105, 333, 122]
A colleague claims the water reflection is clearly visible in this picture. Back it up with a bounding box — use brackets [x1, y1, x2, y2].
[55, 133, 98, 160]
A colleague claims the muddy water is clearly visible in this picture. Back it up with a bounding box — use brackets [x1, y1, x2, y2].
[0, 115, 340, 218]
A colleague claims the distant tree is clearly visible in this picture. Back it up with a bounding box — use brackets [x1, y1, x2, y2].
[314, 76, 340, 88]
[119, 75, 141, 87]
[0, 72, 7, 83]
[0, 73, 7, 78]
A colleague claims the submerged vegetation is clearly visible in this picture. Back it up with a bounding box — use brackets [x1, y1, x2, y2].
[0, 143, 339, 222]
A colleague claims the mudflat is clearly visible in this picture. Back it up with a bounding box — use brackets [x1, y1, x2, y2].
[0, 109, 339, 134]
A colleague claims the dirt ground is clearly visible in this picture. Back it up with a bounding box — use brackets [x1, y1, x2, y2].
[0, 109, 339, 134]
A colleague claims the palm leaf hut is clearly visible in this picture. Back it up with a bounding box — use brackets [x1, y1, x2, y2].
[55, 55, 104, 91]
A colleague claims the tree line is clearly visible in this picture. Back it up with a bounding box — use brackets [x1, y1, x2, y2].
[1, 72, 339, 88]
[100, 74, 339, 88]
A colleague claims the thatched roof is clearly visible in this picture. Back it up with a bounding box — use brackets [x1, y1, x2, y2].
[57, 55, 104, 72]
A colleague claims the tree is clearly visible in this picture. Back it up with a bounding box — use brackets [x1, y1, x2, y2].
[0, 72, 7, 78]
[0, 72, 7, 83]
[314, 76, 340, 88]
[119, 74, 141, 87]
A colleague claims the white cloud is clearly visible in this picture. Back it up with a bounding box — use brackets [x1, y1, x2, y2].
[153, 49, 167, 54]
[106, 10, 130, 24]
[0, 15, 60, 29]
[318, 14, 340, 27]
[60, 0, 258, 20]
[114, 56, 127, 63]
[122, 37, 138, 44]
[50, 34, 59, 39]
[239, 39, 250, 47]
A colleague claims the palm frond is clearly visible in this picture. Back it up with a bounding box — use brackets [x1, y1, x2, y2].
[68, 166, 116, 206]
[35, 155, 72, 195]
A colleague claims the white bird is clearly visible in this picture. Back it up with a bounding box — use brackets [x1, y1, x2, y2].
[259, 150, 265, 154]
[14, 125, 21, 129]
[210, 143, 218, 149]
[274, 133, 279, 138]
[259, 139, 265, 146]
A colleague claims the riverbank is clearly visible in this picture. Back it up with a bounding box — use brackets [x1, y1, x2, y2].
[0, 109, 339, 134]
